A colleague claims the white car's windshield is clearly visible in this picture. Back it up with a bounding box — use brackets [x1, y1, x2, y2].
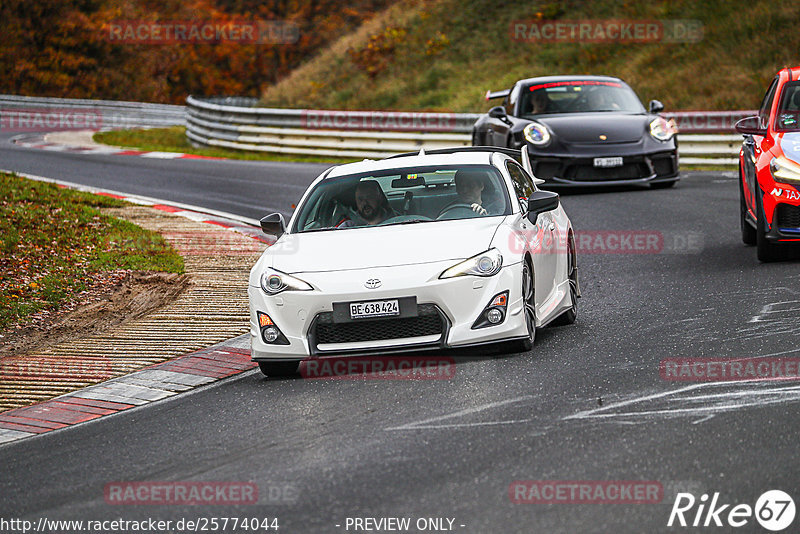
[293, 164, 510, 233]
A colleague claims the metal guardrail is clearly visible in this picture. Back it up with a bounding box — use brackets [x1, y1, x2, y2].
[0, 95, 748, 166]
[186, 96, 751, 165]
[675, 134, 742, 166]
[186, 95, 476, 158]
[0, 94, 185, 130]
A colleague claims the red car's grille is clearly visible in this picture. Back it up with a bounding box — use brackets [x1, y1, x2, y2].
[777, 203, 800, 228]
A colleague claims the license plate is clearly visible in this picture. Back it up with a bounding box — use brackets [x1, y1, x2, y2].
[593, 157, 623, 168]
[349, 299, 400, 319]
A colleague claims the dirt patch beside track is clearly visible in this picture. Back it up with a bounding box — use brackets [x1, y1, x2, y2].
[0, 271, 190, 360]
[0, 204, 265, 411]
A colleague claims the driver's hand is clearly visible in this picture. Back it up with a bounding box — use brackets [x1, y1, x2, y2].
[471, 203, 488, 216]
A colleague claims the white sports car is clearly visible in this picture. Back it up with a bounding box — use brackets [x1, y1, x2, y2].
[248, 147, 579, 377]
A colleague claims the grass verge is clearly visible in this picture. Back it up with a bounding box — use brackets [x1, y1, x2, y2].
[0, 172, 184, 331]
[93, 127, 358, 164]
[680, 165, 737, 172]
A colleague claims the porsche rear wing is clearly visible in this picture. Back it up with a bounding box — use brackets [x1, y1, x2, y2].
[485, 89, 510, 101]
[384, 146, 521, 160]
[383, 146, 544, 185]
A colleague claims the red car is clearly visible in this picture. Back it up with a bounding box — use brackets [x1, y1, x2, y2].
[736, 66, 800, 261]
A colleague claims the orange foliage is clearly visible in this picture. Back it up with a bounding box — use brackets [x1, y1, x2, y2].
[0, 0, 392, 103]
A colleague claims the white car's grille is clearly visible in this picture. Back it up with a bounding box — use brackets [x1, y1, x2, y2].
[311, 304, 444, 347]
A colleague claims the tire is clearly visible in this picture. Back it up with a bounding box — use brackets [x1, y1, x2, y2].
[651, 180, 677, 189]
[258, 360, 300, 378]
[756, 193, 785, 262]
[552, 235, 578, 326]
[513, 260, 536, 352]
[740, 173, 757, 246]
[471, 129, 482, 146]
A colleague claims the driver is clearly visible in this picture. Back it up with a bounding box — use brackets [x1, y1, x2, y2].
[338, 180, 395, 227]
[586, 88, 619, 111]
[439, 170, 500, 217]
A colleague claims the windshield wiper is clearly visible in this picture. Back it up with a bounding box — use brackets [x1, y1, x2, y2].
[379, 218, 430, 227]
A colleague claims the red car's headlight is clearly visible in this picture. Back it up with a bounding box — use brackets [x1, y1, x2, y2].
[770, 156, 800, 184]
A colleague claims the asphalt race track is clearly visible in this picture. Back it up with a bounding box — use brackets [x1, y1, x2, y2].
[2, 132, 800, 533]
[0, 133, 327, 220]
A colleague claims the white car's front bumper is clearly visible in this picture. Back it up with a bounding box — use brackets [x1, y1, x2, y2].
[249, 260, 526, 361]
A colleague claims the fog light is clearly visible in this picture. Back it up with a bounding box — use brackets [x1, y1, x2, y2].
[256, 311, 289, 345]
[263, 326, 279, 343]
[472, 290, 510, 329]
[486, 308, 503, 324]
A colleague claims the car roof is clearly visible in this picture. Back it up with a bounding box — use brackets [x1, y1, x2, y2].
[784, 67, 800, 82]
[515, 74, 626, 87]
[325, 151, 497, 178]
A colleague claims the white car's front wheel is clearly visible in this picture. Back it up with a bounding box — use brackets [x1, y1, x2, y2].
[514, 260, 536, 353]
[552, 236, 578, 326]
[258, 360, 300, 378]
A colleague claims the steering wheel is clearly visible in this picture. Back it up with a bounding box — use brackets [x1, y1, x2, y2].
[563, 94, 590, 112]
[437, 203, 483, 220]
[328, 199, 356, 226]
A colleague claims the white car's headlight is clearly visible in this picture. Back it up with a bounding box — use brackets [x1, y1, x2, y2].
[440, 248, 503, 279]
[770, 156, 800, 184]
[649, 117, 678, 141]
[260, 269, 313, 295]
[523, 122, 551, 147]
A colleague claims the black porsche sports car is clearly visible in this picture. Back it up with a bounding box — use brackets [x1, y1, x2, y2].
[472, 75, 680, 188]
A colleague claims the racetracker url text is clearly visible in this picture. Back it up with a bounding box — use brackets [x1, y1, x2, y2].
[0, 517, 279, 533]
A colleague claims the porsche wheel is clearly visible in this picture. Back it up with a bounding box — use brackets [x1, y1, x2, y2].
[471, 129, 482, 146]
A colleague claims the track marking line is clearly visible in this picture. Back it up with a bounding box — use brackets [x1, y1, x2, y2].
[384, 395, 536, 431]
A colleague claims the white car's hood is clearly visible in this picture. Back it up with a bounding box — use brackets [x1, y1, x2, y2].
[267, 218, 504, 273]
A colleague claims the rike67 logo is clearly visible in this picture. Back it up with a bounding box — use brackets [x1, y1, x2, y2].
[668, 490, 795, 531]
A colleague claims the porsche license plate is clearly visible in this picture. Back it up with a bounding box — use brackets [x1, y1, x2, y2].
[350, 299, 400, 319]
[593, 157, 623, 168]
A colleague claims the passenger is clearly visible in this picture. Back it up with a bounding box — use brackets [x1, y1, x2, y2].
[529, 90, 550, 114]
